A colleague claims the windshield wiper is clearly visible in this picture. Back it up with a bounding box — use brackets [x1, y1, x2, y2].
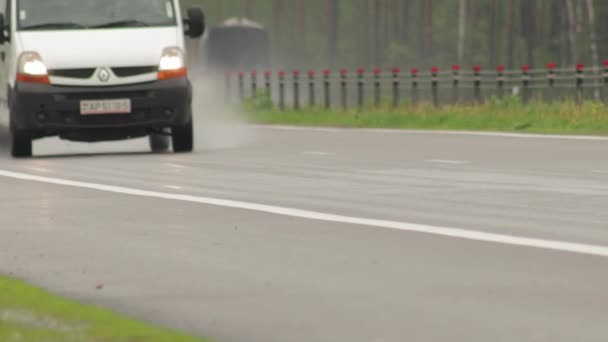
[21, 22, 87, 30]
[91, 20, 151, 28]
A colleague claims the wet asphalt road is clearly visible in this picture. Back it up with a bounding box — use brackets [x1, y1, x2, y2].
[0, 124, 607, 342]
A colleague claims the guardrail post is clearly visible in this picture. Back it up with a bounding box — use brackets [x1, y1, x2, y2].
[278, 70, 285, 111]
[452, 65, 460, 104]
[392, 68, 400, 109]
[238, 71, 245, 102]
[251, 71, 258, 97]
[547, 63, 556, 102]
[264, 71, 272, 97]
[431, 66, 439, 107]
[576, 64, 584, 105]
[410, 68, 419, 106]
[496, 65, 505, 99]
[293, 70, 300, 110]
[323, 69, 331, 109]
[357, 68, 365, 110]
[225, 70, 232, 104]
[308, 70, 315, 107]
[373, 68, 381, 108]
[522, 65, 531, 104]
[340, 69, 348, 110]
[602, 60, 608, 104]
[473, 65, 482, 104]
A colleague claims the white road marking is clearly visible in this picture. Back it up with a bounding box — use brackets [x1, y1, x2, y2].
[164, 163, 185, 169]
[1, 169, 608, 258]
[23, 166, 52, 173]
[425, 159, 469, 165]
[302, 151, 335, 156]
[257, 125, 608, 141]
[264, 126, 341, 133]
[165, 185, 182, 190]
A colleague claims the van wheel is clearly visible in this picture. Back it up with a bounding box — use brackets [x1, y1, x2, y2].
[149, 133, 170, 152]
[11, 130, 32, 158]
[172, 120, 193, 153]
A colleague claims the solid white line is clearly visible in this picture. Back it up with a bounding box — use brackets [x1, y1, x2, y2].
[256, 125, 608, 141]
[425, 159, 469, 165]
[263, 125, 342, 133]
[164, 163, 185, 169]
[1, 169, 607, 258]
[302, 151, 335, 156]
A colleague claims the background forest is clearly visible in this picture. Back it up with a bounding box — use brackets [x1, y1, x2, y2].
[181, 0, 606, 71]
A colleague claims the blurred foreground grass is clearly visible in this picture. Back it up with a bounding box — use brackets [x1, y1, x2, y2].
[0, 276, 206, 342]
[244, 95, 608, 135]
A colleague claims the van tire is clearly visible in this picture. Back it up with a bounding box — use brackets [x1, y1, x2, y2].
[149, 133, 170, 152]
[11, 130, 33, 158]
[172, 120, 193, 153]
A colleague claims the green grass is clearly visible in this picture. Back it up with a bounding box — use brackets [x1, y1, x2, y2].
[0, 276, 207, 342]
[244, 95, 608, 135]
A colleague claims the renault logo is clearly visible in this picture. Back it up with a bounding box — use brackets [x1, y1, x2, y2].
[98, 68, 111, 82]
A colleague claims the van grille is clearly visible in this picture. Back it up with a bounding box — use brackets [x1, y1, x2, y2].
[49, 68, 96, 79]
[112, 66, 157, 77]
[49, 67, 158, 79]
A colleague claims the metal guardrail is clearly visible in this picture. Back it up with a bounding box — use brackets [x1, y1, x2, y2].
[224, 63, 608, 109]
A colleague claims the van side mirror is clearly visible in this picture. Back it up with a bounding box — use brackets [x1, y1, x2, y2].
[184, 7, 205, 38]
[0, 14, 8, 45]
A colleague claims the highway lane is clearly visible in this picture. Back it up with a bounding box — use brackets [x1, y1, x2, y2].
[0, 124, 608, 341]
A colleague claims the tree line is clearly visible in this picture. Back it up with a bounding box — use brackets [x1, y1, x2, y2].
[183, 0, 607, 71]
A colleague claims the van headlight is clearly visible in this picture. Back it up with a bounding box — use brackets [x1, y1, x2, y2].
[17, 52, 50, 84]
[157, 47, 187, 80]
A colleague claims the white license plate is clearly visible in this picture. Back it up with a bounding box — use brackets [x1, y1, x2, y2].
[80, 99, 131, 115]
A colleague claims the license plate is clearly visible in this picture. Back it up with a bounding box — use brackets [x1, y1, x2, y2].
[80, 99, 131, 115]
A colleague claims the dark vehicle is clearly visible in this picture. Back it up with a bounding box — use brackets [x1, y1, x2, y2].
[200, 18, 270, 72]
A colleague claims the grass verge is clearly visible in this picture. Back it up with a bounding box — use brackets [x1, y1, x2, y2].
[0, 276, 207, 342]
[244, 96, 608, 135]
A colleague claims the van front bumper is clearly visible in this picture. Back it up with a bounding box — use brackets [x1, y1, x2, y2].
[9, 78, 192, 140]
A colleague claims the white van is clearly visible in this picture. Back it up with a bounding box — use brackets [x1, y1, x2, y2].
[0, 0, 205, 157]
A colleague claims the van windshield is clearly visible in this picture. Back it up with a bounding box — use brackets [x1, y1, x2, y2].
[17, 0, 177, 30]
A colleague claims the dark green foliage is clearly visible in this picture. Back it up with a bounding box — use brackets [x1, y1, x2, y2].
[184, 0, 605, 70]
